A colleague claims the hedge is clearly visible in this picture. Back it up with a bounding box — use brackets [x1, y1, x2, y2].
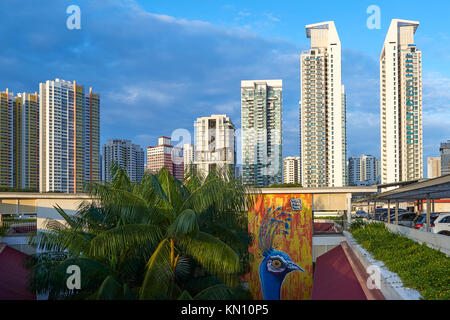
[351, 222, 450, 300]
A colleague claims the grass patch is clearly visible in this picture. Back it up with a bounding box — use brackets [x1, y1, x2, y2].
[351, 222, 450, 300]
[314, 216, 344, 221]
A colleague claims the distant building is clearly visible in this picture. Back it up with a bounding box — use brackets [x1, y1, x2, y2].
[103, 139, 145, 183]
[241, 80, 282, 187]
[283, 157, 301, 184]
[348, 155, 380, 186]
[194, 114, 235, 176]
[39, 79, 100, 193]
[440, 141, 450, 176]
[183, 143, 194, 173]
[427, 157, 441, 179]
[147, 137, 184, 181]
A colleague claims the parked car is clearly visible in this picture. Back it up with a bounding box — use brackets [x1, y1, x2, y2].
[396, 212, 419, 227]
[372, 208, 386, 220]
[355, 210, 367, 218]
[431, 213, 450, 236]
[379, 208, 407, 222]
[412, 213, 440, 231]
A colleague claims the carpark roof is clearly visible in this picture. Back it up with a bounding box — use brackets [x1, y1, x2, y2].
[356, 174, 450, 203]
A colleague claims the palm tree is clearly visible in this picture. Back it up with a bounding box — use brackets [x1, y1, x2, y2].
[27, 164, 253, 300]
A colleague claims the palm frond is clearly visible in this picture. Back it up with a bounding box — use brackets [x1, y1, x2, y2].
[139, 239, 173, 300]
[89, 224, 163, 258]
[178, 232, 241, 285]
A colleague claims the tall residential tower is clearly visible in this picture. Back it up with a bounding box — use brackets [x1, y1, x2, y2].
[300, 21, 347, 188]
[0, 89, 39, 190]
[380, 19, 423, 184]
[241, 80, 282, 187]
[39, 79, 100, 193]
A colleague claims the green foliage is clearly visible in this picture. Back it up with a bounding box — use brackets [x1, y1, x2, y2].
[27, 164, 253, 300]
[0, 226, 8, 236]
[349, 219, 366, 231]
[351, 223, 450, 300]
[0, 187, 37, 192]
[263, 183, 302, 188]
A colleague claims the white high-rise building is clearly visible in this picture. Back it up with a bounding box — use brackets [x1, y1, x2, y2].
[283, 156, 301, 184]
[39, 79, 100, 193]
[194, 114, 235, 176]
[183, 143, 194, 173]
[380, 19, 423, 184]
[300, 21, 347, 188]
[241, 80, 283, 187]
[103, 139, 145, 183]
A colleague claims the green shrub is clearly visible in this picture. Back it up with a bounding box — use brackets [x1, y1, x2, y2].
[349, 219, 365, 231]
[351, 223, 450, 300]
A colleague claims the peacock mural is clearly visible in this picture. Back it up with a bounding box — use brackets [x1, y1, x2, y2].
[257, 206, 305, 300]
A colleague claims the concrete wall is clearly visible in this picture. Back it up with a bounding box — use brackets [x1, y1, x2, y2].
[312, 235, 346, 262]
[36, 198, 89, 229]
[385, 223, 450, 256]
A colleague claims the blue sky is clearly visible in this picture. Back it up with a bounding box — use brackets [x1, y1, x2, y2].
[1, 0, 449, 175]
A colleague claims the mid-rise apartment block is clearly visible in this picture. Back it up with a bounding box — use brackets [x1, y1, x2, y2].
[194, 114, 236, 176]
[440, 141, 450, 176]
[39, 79, 100, 193]
[380, 20, 423, 184]
[348, 155, 380, 186]
[103, 139, 145, 183]
[283, 156, 301, 184]
[300, 21, 347, 188]
[147, 137, 184, 181]
[427, 157, 441, 179]
[241, 80, 282, 187]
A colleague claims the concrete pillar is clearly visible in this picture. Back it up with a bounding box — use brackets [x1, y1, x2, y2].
[346, 193, 352, 226]
[367, 201, 370, 218]
[426, 195, 431, 233]
[395, 201, 399, 225]
[387, 200, 391, 224]
[432, 199, 435, 213]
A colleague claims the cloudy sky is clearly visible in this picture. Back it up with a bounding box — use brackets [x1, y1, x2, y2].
[1, 0, 449, 175]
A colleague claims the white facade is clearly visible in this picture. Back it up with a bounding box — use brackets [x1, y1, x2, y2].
[380, 19, 423, 184]
[283, 156, 301, 184]
[300, 21, 347, 188]
[39, 79, 100, 193]
[103, 139, 145, 183]
[241, 80, 283, 187]
[183, 143, 194, 172]
[427, 157, 441, 179]
[194, 114, 235, 176]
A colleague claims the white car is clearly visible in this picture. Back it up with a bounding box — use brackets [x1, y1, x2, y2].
[432, 213, 450, 236]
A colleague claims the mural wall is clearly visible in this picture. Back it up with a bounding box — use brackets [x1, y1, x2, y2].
[247, 193, 313, 300]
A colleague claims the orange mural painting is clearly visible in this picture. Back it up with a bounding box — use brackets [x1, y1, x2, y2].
[246, 193, 313, 300]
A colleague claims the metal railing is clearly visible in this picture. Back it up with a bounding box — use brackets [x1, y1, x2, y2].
[0, 217, 37, 236]
[313, 212, 345, 235]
